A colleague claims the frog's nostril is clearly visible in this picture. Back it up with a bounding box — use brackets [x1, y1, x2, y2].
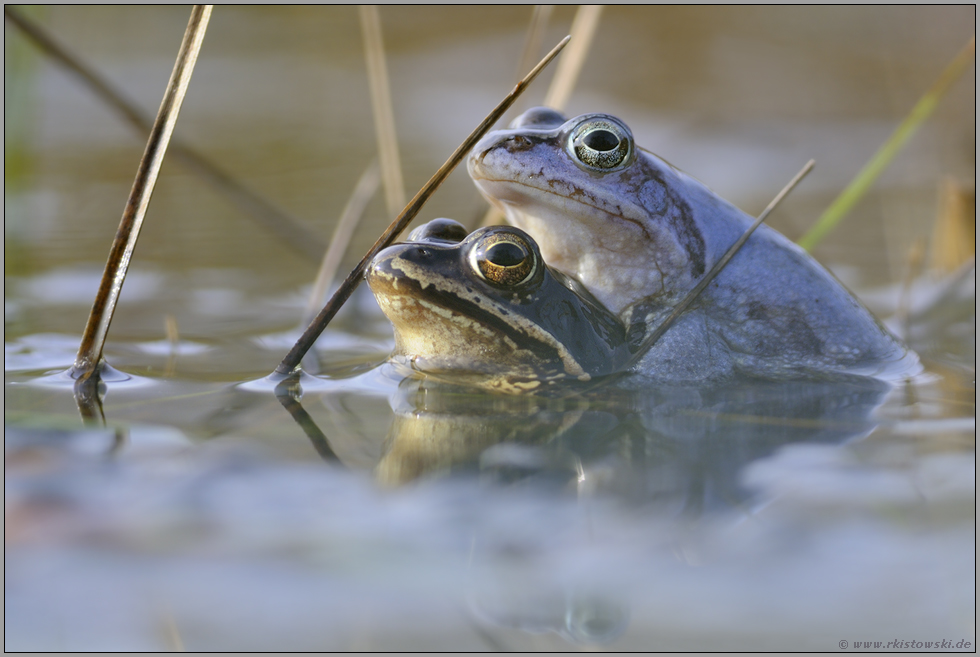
[508, 135, 534, 151]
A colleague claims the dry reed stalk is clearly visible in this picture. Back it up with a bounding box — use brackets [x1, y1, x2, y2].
[164, 314, 180, 378]
[483, 4, 602, 227]
[302, 160, 382, 327]
[627, 160, 815, 367]
[161, 604, 186, 652]
[896, 237, 927, 340]
[478, 5, 555, 229]
[515, 5, 555, 102]
[3, 6, 328, 262]
[542, 5, 602, 111]
[360, 5, 406, 219]
[930, 178, 975, 272]
[72, 5, 212, 384]
[274, 35, 571, 376]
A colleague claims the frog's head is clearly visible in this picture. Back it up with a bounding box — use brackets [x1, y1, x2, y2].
[366, 219, 631, 393]
[468, 108, 707, 314]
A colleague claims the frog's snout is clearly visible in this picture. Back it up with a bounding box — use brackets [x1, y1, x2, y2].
[364, 255, 385, 286]
[468, 134, 500, 170]
[365, 246, 400, 284]
[469, 132, 540, 180]
[474, 132, 539, 159]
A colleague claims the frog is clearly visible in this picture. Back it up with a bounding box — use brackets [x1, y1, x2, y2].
[468, 107, 916, 382]
[365, 219, 633, 393]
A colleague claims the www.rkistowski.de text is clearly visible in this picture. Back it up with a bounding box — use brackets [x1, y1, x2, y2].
[839, 639, 972, 650]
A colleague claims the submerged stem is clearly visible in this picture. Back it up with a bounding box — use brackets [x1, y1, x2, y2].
[275, 386, 341, 463]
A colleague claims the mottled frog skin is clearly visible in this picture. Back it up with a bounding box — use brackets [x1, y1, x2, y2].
[366, 219, 632, 393]
[468, 108, 915, 382]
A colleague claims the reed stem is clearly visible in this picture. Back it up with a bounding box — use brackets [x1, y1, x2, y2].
[515, 5, 555, 103]
[360, 6, 406, 219]
[542, 5, 602, 111]
[302, 160, 381, 327]
[627, 159, 815, 367]
[72, 5, 212, 382]
[274, 35, 571, 376]
[797, 37, 975, 252]
[4, 6, 327, 262]
[483, 5, 600, 227]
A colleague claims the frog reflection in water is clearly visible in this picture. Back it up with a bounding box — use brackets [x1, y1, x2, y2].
[365, 218, 633, 394]
[468, 108, 916, 382]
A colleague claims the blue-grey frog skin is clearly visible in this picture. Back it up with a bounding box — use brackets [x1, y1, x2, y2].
[468, 107, 917, 382]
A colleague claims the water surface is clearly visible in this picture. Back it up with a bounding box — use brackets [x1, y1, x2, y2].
[5, 6, 975, 651]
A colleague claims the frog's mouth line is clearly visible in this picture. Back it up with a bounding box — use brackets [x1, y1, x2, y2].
[371, 270, 588, 379]
[473, 176, 655, 242]
[473, 165, 708, 282]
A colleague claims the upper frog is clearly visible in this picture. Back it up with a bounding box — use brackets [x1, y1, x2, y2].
[468, 107, 915, 381]
[365, 219, 632, 393]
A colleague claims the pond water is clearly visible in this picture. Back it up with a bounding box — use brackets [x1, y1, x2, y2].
[5, 6, 976, 651]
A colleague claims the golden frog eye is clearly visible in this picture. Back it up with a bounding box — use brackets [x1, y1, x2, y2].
[568, 116, 633, 171]
[470, 231, 537, 287]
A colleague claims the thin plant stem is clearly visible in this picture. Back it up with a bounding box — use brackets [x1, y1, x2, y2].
[797, 37, 975, 252]
[4, 6, 327, 262]
[72, 5, 212, 382]
[483, 4, 599, 227]
[542, 5, 602, 111]
[627, 159, 815, 368]
[164, 314, 179, 378]
[302, 159, 382, 327]
[896, 237, 926, 340]
[930, 177, 975, 271]
[360, 5, 406, 219]
[515, 5, 555, 104]
[161, 604, 186, 652]
[480, 3, 555, 230]
[274, 35, 571, 376]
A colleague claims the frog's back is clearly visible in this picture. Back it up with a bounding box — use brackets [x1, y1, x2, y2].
[469, 109, 917, 383]
[628, 163, 915, 381]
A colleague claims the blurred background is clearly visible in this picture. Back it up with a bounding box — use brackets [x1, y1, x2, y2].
[5, 5, 975, 344]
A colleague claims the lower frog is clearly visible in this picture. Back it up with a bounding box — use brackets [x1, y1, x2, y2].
[365, 219, 632, 393]
[468, 108, 917, 381]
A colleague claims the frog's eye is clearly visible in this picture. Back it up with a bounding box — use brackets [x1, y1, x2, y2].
[568, 116, 634, 171]
[470, 231, 538, 287]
